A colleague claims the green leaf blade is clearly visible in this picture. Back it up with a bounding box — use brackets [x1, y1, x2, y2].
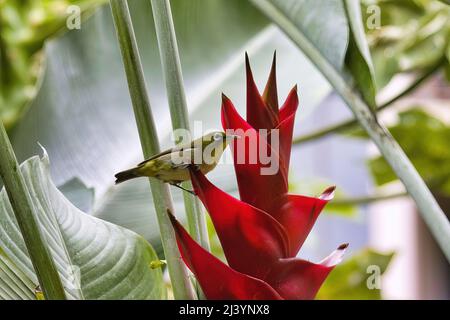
[0, 153, 165, 300]
[344, 0, 377, 109]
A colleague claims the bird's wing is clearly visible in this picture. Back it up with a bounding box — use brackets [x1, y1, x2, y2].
[137, 147, 174, 166]
[137, 142, 196, 167]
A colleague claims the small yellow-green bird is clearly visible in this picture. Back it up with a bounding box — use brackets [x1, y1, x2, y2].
[114, 131, 237, 192]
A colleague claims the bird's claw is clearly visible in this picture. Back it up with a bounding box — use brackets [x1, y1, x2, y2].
[170, 183, 196, 195]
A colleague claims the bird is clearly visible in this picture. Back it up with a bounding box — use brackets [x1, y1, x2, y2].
[114, 131, 238, 193]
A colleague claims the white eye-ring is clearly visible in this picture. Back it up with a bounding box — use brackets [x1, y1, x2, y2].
[213, 133, 222, 141]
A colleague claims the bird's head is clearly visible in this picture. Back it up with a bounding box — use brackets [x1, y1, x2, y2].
[198, 131, 239, 164]
[202, 131, 239, 148]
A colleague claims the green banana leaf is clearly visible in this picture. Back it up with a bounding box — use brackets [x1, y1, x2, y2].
[0, 151, 165, 300]
[0, 0, 106, 129]
[344, 0, 377, 108]
[10, 0, 334, 246]
[0, 248, 36, 300]
[59, 177, 95, 213]
[249, 0, 377, 108]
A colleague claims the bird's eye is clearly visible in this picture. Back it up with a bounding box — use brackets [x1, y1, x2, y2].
[213, 133, 222, 141]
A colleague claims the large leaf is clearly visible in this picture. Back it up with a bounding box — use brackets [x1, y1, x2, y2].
[0, 152, 165, 299]
[256, 0, 349, 71]
[344, 0, 377, 108]
[0, 0, 106, 129]
[250, 0, 377, 107]
[10, 1, 331, 245]
[0, 248, 36, 300]
[59, 177, 95, 213]
[11, 1, 267, 195]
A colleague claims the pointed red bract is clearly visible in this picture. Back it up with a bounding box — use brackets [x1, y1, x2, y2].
[262, 52, 279, 115]
[279, 188, 335, 256]
[168, 208, 347, 300]
[190, 169, 289, 278]
[246, 53, 278, 130]
[266, 244, 347, 300]
[277, 86, 298, 172]
[168, 212, 283, 300]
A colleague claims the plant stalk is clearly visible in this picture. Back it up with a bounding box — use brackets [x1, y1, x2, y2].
[0, 121, 66, 300]
[292, 60, 443, 145]
[109, 0, 195, 300]
[331, 192, 407, 207]
[150, 0, 210, 252]
[251, 0, 450, 262]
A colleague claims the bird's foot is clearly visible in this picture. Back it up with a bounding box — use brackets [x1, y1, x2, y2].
[170, 183, 196, 195]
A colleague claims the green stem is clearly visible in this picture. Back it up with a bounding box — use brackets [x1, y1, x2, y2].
[150, 0, 210, 252]
[0, 121, 66, 299]
[109, 0, 195, 300]
[332, 192, 407, 207]
[251, 0, 450, 262]
[292, 60, 443, 145]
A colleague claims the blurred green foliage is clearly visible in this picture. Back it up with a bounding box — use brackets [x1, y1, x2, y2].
[369, 108, 450, 196]
[0, 0, 105, 130]
[350, 107, 450, 198]
[362, 0, 450, 89]
[317, 249, 394, 299]
[356, 0, 450, 204]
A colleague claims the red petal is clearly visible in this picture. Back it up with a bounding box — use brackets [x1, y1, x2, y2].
[262, 52, 279, 115]
[221, 93, 252, 132]
[168, 211, 283, 300]
[245, 53, 279, 130]
[190, 169, 289, 278]
[277, 86, 298, 171]
[266, 244, 348, 300]
[279, 187, 335, 256]
[279, 85, 298, 122]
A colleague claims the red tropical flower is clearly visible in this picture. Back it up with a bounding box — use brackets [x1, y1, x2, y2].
[168, 54, 348, 300]
[169, 203, 346, 300]
[221, 54, 336, 255]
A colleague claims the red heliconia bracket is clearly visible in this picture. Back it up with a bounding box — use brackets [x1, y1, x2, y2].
[169, 54, 348, 300]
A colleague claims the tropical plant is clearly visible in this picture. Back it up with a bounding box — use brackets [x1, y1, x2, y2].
[165, 58, 347, 299]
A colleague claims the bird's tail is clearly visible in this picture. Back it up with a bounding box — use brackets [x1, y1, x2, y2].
[114, 167, 141, 184]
